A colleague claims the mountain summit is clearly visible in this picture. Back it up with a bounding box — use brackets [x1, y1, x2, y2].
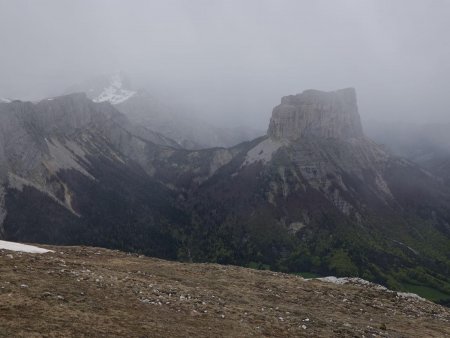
[268, 88, 364, 141]
[66, 72, 136, 106]
[91, 73, 136, 105]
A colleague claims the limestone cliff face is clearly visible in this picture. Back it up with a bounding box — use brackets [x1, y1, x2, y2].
[268, 88, 364, 141]
[263, 88, 392, 216]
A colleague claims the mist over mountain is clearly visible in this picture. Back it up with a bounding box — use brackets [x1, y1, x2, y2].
[68, 73, 264, 149]
[1, 1, 450, 130]
[1, 1, 450, 336]
[366, 121, 450, 185]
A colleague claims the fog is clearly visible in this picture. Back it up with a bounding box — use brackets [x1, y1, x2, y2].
[1, 0, 449, 129]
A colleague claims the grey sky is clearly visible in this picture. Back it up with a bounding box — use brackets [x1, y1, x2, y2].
[1, 0, 449, 129]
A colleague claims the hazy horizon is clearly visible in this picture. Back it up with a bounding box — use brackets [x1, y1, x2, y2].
[1, 0, 449, 129]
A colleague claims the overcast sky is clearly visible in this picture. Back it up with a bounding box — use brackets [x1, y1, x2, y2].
[0, 0, 449, 129]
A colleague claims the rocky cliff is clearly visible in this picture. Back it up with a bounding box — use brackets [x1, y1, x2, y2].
[268, 88, 364, 140]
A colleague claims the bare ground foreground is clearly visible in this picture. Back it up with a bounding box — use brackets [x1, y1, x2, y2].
[0, 245, 449, 337]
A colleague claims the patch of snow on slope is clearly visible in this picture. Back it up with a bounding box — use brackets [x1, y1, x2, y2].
[0, 98, 12, 103]
[0, 240, 53, 253]
[242, 138, 283, 166]
[318, 276, 375, 286]
[396, 292, 426, 300]
[93, 74, 136, 105]
[316, 276, 426, 301]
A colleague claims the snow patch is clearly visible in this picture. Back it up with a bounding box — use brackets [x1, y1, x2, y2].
[317, 276, 374, 286]
[0, 98, 11, 103]
[242, 138, 283, 166]
[0, 240, 53, 253]
[316, 276, 426, 301]
[397, 292, 426, 301]
[93, 74, 136, 105]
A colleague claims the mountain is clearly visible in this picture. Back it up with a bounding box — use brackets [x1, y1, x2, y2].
[1, 243, 449, 337]
[0, 93, 187, 257]
[0, 88, 449, 304]
[170, 88, 450, 303]
[73, 73, 263, 149]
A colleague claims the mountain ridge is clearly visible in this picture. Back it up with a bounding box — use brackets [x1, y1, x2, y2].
[0, 88, 449, 304]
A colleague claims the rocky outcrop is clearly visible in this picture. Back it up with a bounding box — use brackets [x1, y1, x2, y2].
[268, 88, 364, 141]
